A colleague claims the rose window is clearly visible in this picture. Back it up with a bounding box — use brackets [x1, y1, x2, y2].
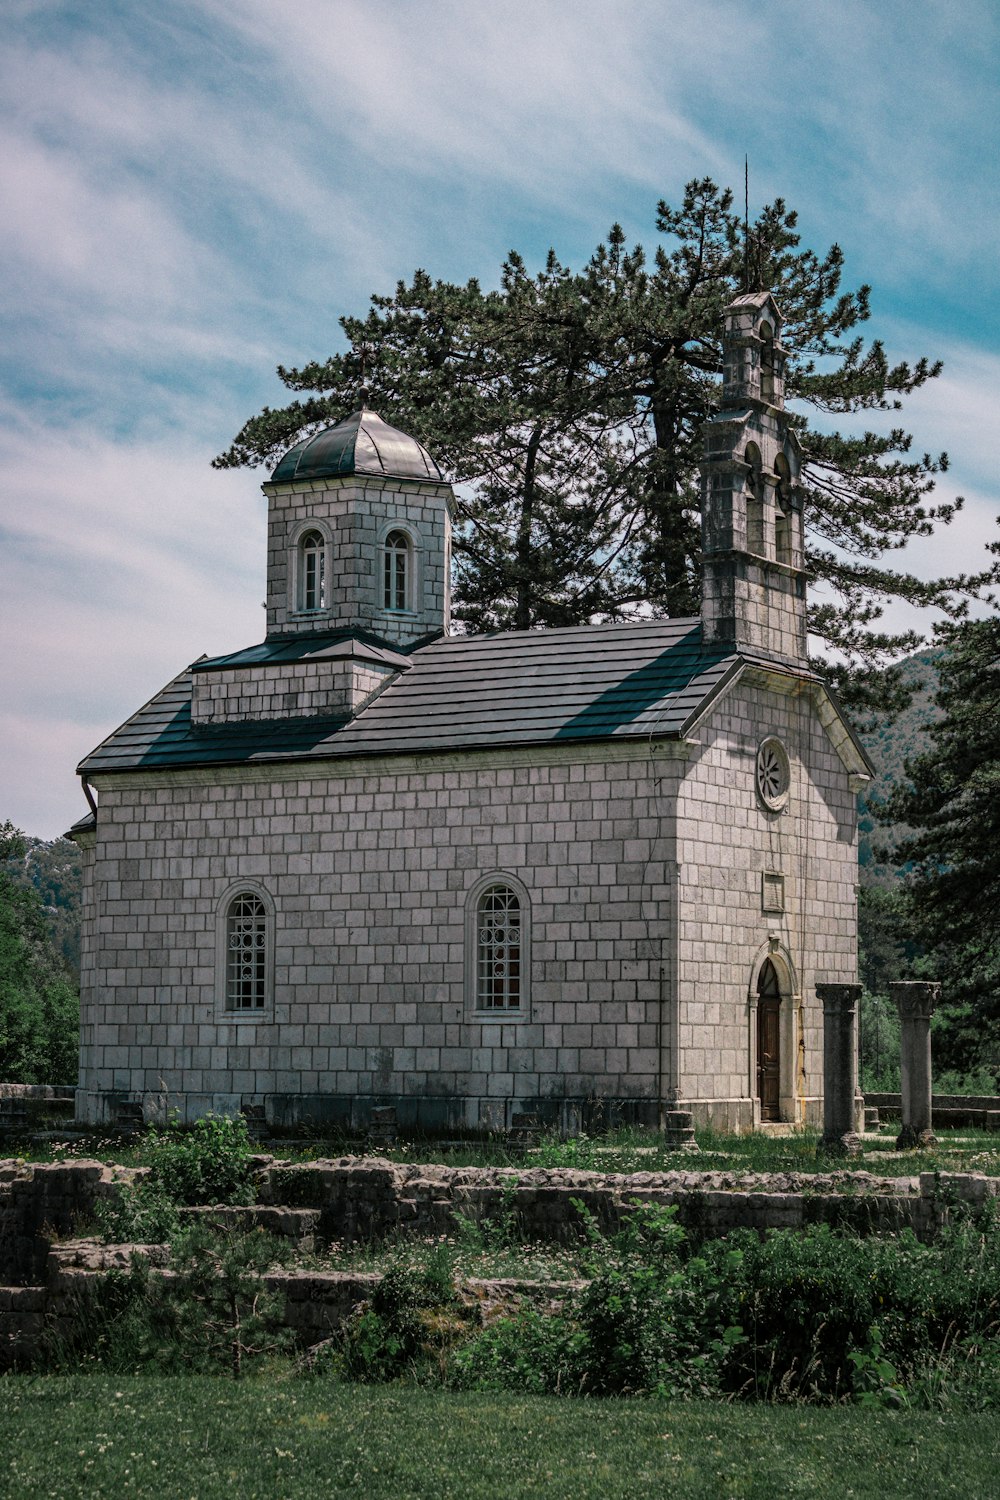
[756, 738, 790, 811]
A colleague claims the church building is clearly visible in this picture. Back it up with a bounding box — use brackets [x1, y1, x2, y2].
[70, 293, 871, 1134]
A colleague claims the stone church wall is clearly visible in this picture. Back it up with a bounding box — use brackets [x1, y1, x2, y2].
[191, 658, 392, 725]
[77, 676, 858, 1132]
[675, 675, 859, 1129]
[77, 743, 687, 1131]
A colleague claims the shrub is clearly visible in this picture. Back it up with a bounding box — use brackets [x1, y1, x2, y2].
[156, 1221, 294, 1378]
[449, 1308, 584, 1394]
[46, 1222, 294, 1378]
[338, 1257, 463, 1384]
[139, 1113, 256, 1206]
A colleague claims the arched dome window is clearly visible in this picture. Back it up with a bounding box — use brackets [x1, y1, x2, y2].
[383, 530, 411, 611]
[299, 530, 326, 612]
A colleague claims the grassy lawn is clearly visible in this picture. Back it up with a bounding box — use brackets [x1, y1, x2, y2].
[1, 1376, 997, 1499]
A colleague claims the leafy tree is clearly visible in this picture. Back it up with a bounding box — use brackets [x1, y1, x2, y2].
[887, 616, 1000, 1075]
[216, 180, 990, 703]
[0, 820, 79, 1083]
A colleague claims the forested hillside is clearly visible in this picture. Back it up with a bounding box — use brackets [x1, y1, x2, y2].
[4, 836, 82, 979]
[0, 823, 79, 1084]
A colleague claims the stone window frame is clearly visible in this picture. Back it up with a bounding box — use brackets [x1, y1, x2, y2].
[465, 871, 531, 1019]
[216, 880, 276, 1020]
[289, 519, 333, 619]
[375, 518, 421, 617]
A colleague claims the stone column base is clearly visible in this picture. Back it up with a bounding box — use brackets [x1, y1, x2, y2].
[663, 1110, 699, 1153]
[818, 1130, 862, 1157]
[896, 1124, 937, 1151]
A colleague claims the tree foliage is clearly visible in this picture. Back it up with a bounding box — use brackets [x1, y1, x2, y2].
[216, 179, 991, 703]
[887, 616, 1000, 1073]
[4, 834, 82, 978]
[0, 820, 79, 1084]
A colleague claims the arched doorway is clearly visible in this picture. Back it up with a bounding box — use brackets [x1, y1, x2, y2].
[756, 959, 782, 1121]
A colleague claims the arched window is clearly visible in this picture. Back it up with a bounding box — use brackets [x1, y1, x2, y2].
[225, 891, 268, 1010]
[756, 958, 782, 1121]
[744, 442, 764, 556]
[383, 530, 410, 611]
[299, 530, 326, 612]
[773, 455, 792, 565]
[475, 884, 522, 1011]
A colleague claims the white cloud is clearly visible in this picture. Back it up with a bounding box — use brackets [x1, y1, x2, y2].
[0, 413, 265, 838]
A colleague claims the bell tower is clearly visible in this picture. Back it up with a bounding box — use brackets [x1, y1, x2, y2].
[700, 293, 808, 664]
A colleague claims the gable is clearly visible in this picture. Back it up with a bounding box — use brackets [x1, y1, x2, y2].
[680, 658, 873, 782]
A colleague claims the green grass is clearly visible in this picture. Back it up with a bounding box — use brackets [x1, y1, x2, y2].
[14, 1124, 1000, 1180]
[0, 1376, 996, 1498]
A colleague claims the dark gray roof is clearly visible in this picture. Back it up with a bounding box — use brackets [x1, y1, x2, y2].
[195, 629, 414, 674]
[270, 407, 443, 485]
[79, 619, 756, 775]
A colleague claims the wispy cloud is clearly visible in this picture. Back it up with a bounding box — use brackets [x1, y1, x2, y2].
[0, 0, 997, 837]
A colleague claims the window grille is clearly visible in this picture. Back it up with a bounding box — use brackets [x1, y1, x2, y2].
[476, 885, 521, 1010]
[225, 892, 267, 1010]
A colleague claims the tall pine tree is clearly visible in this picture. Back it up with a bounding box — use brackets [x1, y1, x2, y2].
[887, 615, 1000, 1073]
[216, 180, 993, 703]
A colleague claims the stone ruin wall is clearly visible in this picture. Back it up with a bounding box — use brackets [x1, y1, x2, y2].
[3, 1157, 998, 1367]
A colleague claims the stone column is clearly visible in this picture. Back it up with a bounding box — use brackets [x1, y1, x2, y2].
[817, 983, 862, 1155]
[891, 981, 940, 1149]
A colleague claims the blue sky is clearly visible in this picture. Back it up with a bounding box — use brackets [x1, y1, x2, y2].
[2, 0, 999, 838]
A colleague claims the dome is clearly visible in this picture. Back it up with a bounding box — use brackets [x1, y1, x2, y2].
[270, 406, 443, 484]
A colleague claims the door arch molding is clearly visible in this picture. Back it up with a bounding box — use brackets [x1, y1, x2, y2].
[747, 940, 801, 1124]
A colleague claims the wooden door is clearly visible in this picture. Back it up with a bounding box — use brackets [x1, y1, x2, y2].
[757, 960, 781, 1122]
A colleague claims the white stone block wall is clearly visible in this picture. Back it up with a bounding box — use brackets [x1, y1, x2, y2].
[76, 669, 860, 1132]
[674, 676, 859, 1129]
[191, 660, 393, 725]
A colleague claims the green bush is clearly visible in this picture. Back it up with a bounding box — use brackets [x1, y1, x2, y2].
[450, 1203, 743, 1399]
[449, 1307, 585, 1394]
[338, 1256, 463, 1384]
[139, 1113, 256, 1206]
[704, 1217, 1000, 1401]
[450, 1208, 1000, 1406]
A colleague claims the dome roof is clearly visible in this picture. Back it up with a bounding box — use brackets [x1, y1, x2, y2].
[270, 406, 443, 485]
